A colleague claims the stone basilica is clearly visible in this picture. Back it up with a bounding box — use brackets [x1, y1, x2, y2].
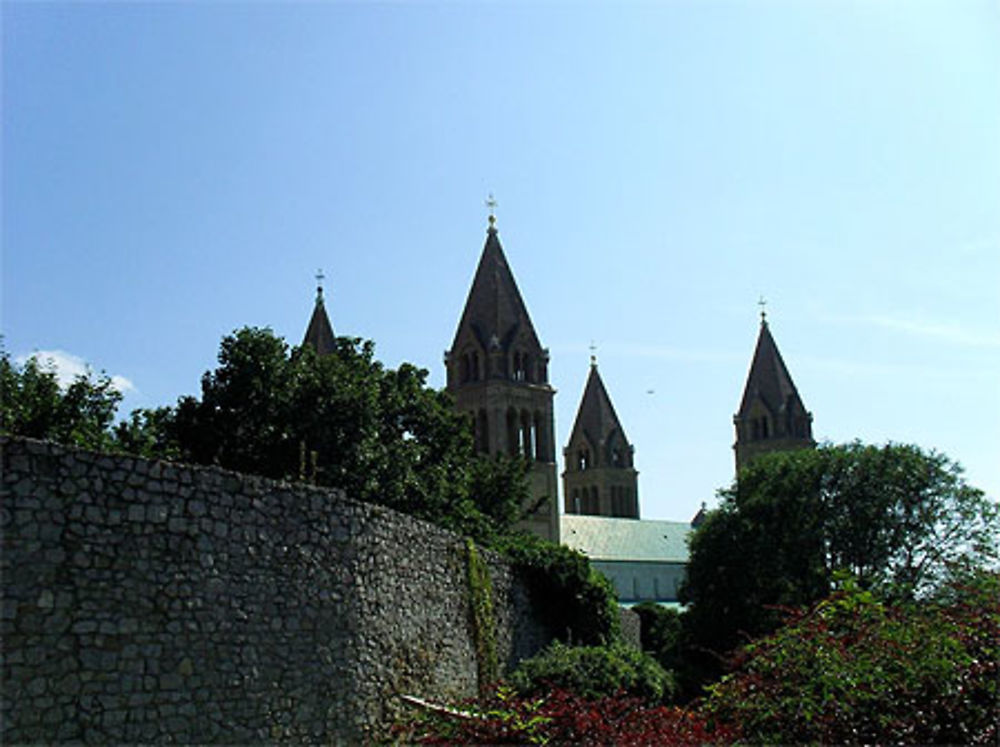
[305, 212, 816, 603]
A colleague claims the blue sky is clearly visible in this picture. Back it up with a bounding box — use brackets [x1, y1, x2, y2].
[4, 1, 998, 520]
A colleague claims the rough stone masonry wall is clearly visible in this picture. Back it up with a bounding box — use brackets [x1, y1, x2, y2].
[1, 436, 551, 744]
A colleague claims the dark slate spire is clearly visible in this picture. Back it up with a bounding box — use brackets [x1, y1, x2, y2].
[302, 272, 336, 356]
[733, 315, 814, 471]
[736, 319, 802, 417]
[448, 222, 544, 361]
[563, 359, 639, 518]
[568, 361, 630, 460]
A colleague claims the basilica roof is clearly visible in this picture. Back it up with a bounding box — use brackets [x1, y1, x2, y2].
[561, 515, 690, 563]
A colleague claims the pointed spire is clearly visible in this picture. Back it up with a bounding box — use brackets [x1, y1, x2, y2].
[734, 310, 814, 471]
[564, 360, 639, 518]
[302, 269, 336, 356]
[448, 214, 543, 360]
[569, 362, 629, 459]
[736, 315, 802, 417]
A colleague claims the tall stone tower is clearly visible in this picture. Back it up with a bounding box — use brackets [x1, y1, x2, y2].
[445, 212, 559, 542]
[302, 272, 336, 356]
[563, 358, 640, 518]
[733, 311, 814, 471]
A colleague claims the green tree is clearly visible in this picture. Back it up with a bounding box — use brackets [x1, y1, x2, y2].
[681, 443, 999, 664]
[1, 348, 122, 450]
[125, 327, 530, 539]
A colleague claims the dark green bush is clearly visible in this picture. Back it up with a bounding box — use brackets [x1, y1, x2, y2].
[702, 574, 1000, 745]
[632, 602, 682, 670]
[494, 533, 620, 646]
[509, 640, 676, 703]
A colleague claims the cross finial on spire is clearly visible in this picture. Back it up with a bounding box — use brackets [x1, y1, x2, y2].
[757, 295, 768, 323]
[589, 340, 598, 367]
[486, 193, 498, 229]
[316, 269, 326, 302]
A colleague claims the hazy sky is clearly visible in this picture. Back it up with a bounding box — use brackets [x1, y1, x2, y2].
[4, 1, 998, 520]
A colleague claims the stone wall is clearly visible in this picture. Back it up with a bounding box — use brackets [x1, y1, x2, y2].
[1, 437, 551, 744]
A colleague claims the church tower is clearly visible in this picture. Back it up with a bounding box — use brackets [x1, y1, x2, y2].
[563, 357, 640, 518]
[733, 309, 814, 471]
[445, 210, 559, 542]
[302, 271, 336, 356]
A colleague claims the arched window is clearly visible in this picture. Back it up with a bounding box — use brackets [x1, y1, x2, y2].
[472, 352, 480, 381]
[572, 488, 581, 514]
[476, 409, 489, 454]
[518, 410, 533, 459]
[506, 408, 518, 455]
[533, 411, 546, 461]
[512, 351, 529, 382]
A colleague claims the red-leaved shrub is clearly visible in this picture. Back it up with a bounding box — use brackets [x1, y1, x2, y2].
[397, 685, 738, 745]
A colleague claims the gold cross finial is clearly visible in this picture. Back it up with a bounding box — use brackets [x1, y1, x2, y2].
[486, 193, 497, 228]
[758, 295, 768, 322]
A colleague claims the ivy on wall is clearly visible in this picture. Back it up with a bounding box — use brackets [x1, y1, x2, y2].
[465, 539, 498, 692]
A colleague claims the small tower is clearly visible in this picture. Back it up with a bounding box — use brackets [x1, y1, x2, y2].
[733, 306, 814, 471]
[563, 356, 640, 519]
[444, 206, 559, 542]
[303, 270, 336, 356]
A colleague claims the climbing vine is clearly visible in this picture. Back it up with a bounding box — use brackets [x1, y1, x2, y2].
[465, 538, 498, 692]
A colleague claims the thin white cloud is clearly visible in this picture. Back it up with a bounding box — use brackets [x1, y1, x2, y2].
[826, 313, 1000, 349]
[15, 350, 136, 394]
[797, 354, 996, 383]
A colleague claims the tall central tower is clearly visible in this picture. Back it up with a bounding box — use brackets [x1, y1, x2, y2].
[445, 213, 559, 542]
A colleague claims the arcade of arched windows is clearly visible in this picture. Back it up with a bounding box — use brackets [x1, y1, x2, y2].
[748, 416, 770, 441]
[610, 486, 634, 517]
[570, 486, 600, 515]
[505, 407, 550, 462]
[458, 349, 482, 384]
[512, 351, 530, 382]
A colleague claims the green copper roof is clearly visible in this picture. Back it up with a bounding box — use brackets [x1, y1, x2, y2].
[560, 515, 690, 562]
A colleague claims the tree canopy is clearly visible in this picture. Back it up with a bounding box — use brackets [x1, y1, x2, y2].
[681, 442, 999, 659]
[118, 327, 530, 541]
[1, 348, 122, 451]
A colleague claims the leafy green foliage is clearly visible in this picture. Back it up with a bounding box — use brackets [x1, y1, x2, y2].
[465, 539, 498, 691]
[495, 532, 620, 646]
[397, 684, 736, 745]
[681, 442, 1000, 664]
[632, 602, 681, 672]
[123, 327, 530, 539]
[509, 640, 675, 703]
[702, 574, 1000, 745]
[1, 349, 122, 451]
